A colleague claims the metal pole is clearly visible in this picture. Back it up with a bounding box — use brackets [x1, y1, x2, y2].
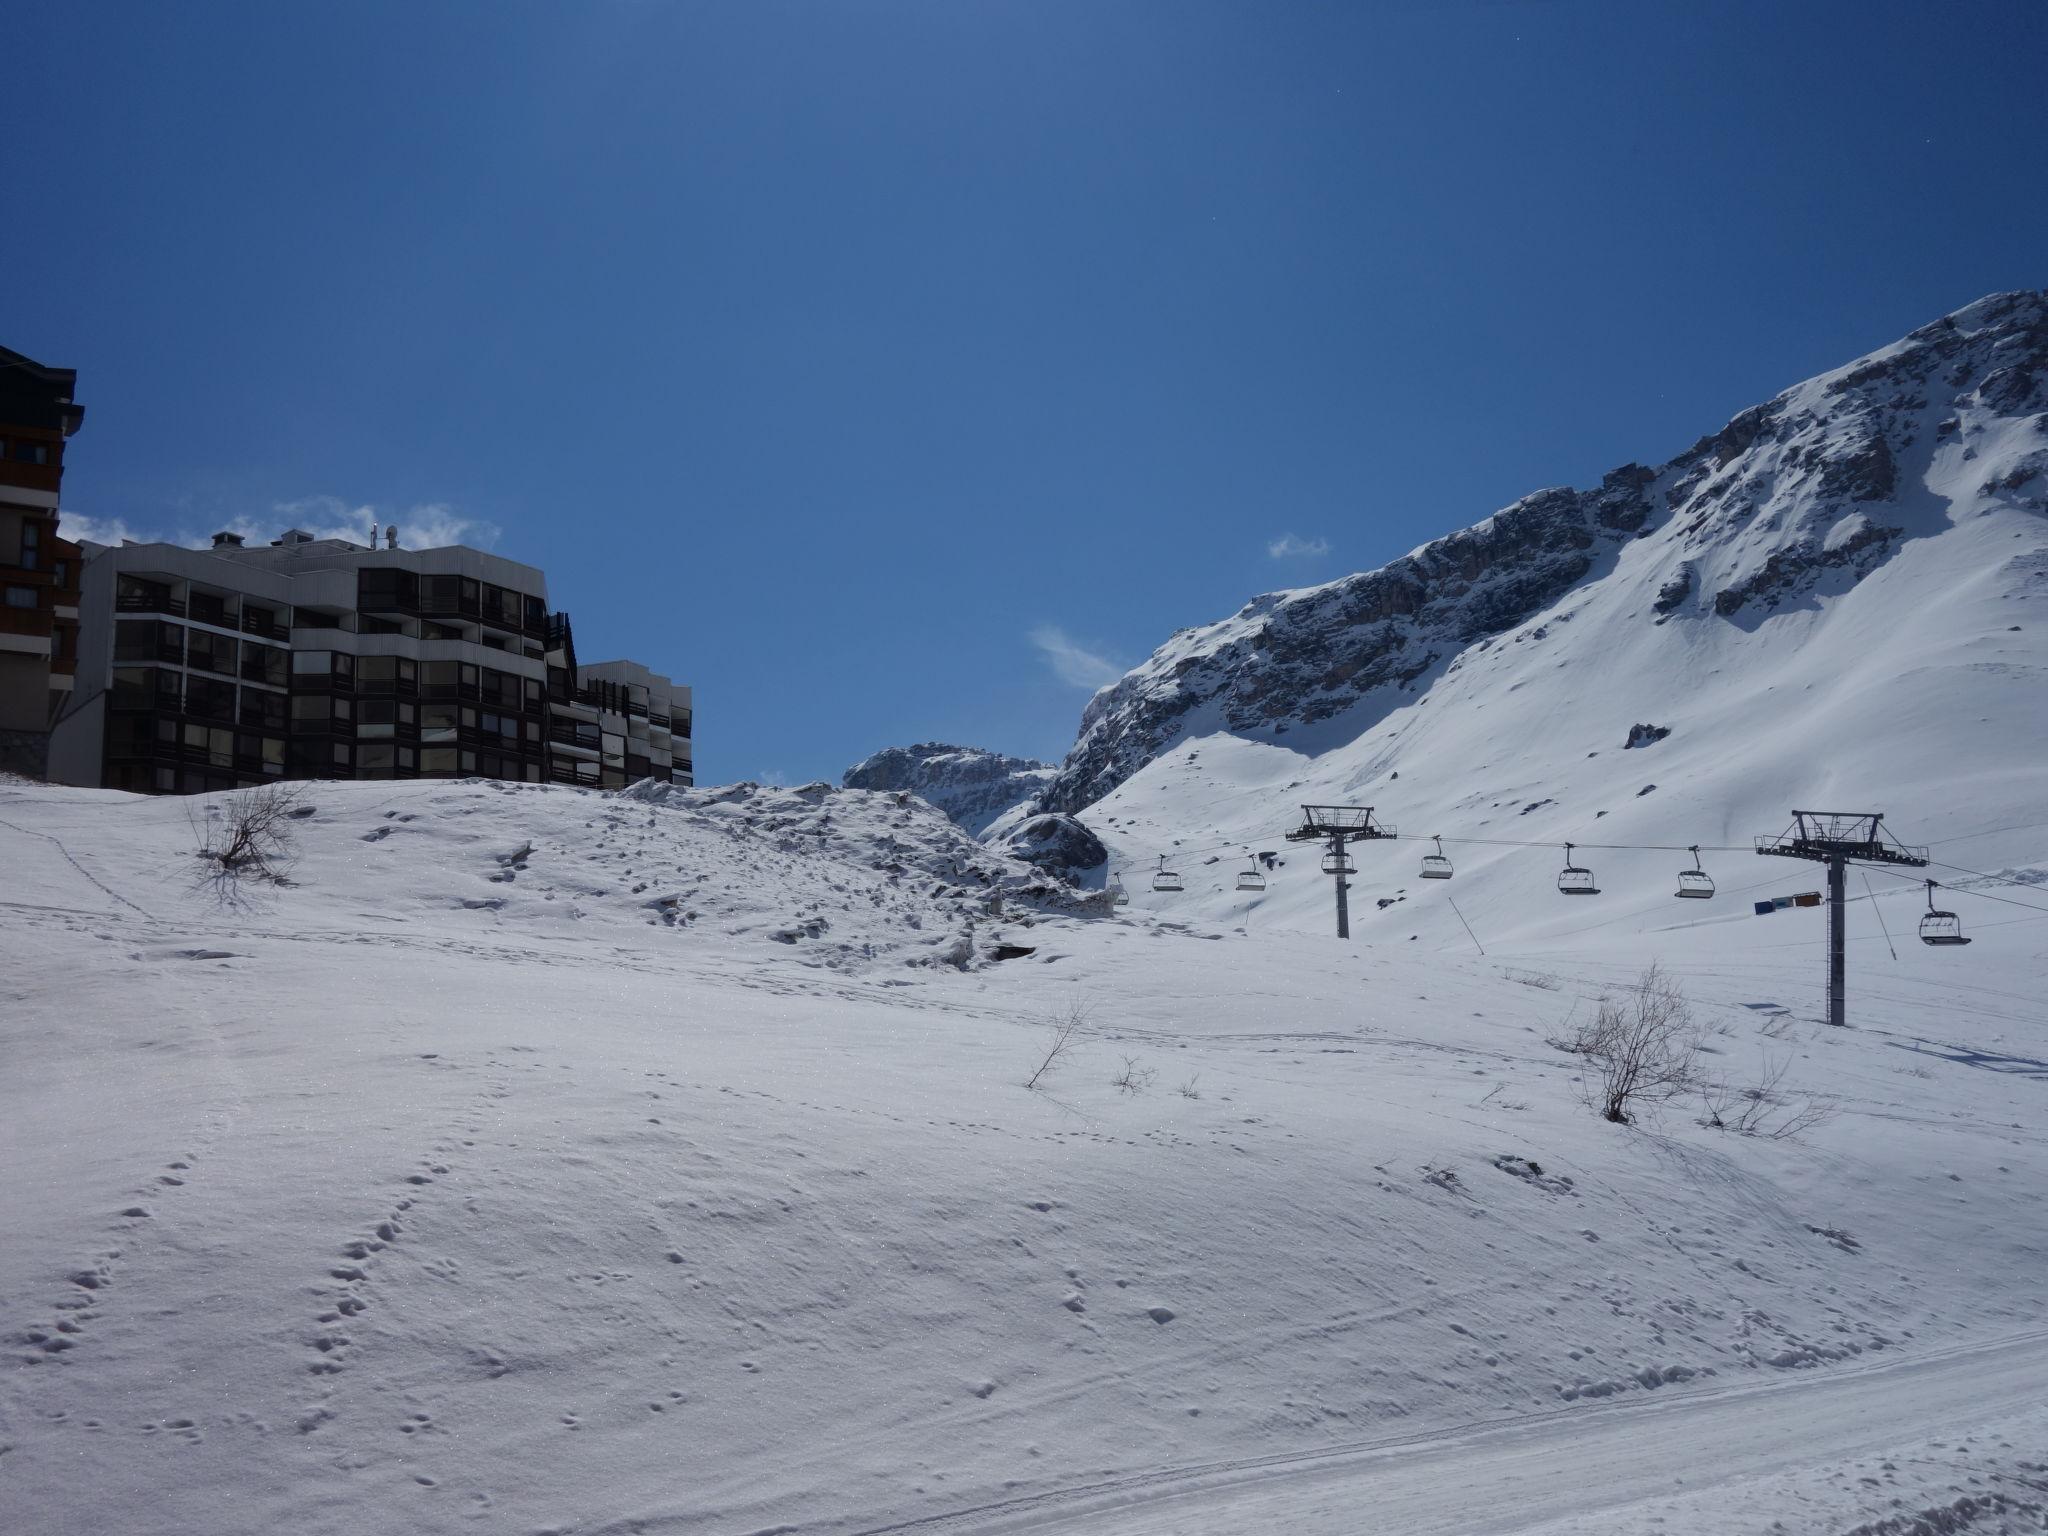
[1333, 832, 1350, 940]
[1826, 853, 1846, 1027]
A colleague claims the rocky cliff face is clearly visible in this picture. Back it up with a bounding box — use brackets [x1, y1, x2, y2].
[1042, 290, 2048, 814]
[842, 742, 1057, 837]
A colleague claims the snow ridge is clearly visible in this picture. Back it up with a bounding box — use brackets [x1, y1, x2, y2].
[843, 742, 1058, 837]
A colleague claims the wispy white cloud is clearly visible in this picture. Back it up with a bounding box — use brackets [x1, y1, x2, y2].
[1267, 533, 1332, 560]
[51, 512, 148, 547]
[1030, 625, 1124, 690]
[55, 497, 500, 553]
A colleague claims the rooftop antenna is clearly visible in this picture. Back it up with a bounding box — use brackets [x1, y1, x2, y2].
[1285, 805, 1394, 939]
[386, 524, 398, 550]
[1755, 810, 1927, 1026]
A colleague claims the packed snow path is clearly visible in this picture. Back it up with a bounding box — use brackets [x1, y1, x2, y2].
[861, 1328, 2048, 1534]
[1, 778, 2043, 1535]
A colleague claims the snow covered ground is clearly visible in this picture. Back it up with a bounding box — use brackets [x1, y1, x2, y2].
[2, 774, 2044, 1534]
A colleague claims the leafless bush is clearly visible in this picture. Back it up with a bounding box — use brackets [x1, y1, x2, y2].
[1504, 968, 1561, 991]
[1759, 1014, 1798, 1041]
[1023, 997, 1088, 1091]
[1111, 1055, 1156, 1095]
[1477, 1082, 1530, 1111]
[1176, 1075, 1203, 1100]
[192, 784, 306, 903]
[1569, 962, 1700, 1124]
[1699, 1052, 1838, 1140]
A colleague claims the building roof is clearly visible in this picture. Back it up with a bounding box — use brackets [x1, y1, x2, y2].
[0, 345, 85, 436]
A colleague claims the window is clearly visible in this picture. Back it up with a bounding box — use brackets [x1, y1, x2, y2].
[291, 695, 331, 724]
[358, 743, 397, 775]
[112, 667, 172, 710]
[357, 699, 412, 738]
[356, 655, 416, 691]
[107, 714, 156, 756]
[186, 678, 236, 721]
[184, 724, 233, 768]
[420, 704, 459, 743]
[242, 645, 288, 688]
[116, 621, 170, 662]
[420, 747, 459, 775]
[186, 631, 239, 676]
[4, 586, 36, 609]
[293, 650, 332, 675]
[240, 690, 288, 731]
[12, 439, 49, 464]
[358, 569, 417, 611]
[19, 519, 41, 571]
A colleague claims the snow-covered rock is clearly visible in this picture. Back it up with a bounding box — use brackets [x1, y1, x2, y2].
[842, 741, 1057, 836]
[991, 810, 1109, 877]
[1044, 289, 2048, 813]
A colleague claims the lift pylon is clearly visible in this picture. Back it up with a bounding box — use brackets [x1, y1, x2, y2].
[1285, 805, 1396, 939]
[1755, 810, 1927, 1027]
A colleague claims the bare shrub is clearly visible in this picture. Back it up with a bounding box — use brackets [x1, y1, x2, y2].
[1111, 1055, 1156, 1095]
[1023, 997, 1088, 1091]
[1176, 1075, 1203, 1100]
[193, 784, 306, 903]
[1699, 1052, 1838, 1140]
[1569, 962, 1699, 1124]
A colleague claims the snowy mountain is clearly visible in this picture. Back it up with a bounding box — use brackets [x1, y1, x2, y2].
[1046, 290, 2048, 825]
[1046, 292, 2048, 961]
[843, 741, 1058, 837]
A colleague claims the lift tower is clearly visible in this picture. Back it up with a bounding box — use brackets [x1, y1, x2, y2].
[1755, 811, 1926, 1028]
[1287, 805, 1396, 939]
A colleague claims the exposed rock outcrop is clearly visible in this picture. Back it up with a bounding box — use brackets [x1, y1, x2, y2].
[992, 813, 1108, 877]
[842, 743, 1056, 837]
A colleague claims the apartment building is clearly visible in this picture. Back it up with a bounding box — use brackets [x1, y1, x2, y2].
[0, 345, 86, 777]
[48, 529, 692, 795]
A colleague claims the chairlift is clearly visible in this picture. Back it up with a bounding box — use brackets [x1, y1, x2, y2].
[1557, 842, 1598, 896]
[1321, 847, 1356, 876]
[1235, 849, 1266, 893]
[1106, 870, 1130, 906]
[1151, 855, 1183, 894]
[1918, 880, 1970, 946]
[1420, 834, 1453, 880]
[1675, 844, 1714, 900]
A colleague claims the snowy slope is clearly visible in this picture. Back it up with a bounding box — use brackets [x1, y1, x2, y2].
[2, 775, 2045, 1535]
[1063, 292, 2048, 961]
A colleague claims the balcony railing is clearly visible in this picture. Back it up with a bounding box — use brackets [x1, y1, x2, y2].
[116, 594, 184, 617]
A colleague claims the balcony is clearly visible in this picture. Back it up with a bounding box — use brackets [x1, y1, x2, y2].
[116, 593, 185, 617]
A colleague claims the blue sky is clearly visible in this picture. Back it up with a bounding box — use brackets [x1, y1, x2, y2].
[11, 1, 2046, 784]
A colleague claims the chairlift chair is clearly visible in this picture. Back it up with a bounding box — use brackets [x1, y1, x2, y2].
[1420, 834, 1453, 880]
[1557, 842, 1598, 896]
[1151, 855, 1183, 894]
[1235, 850, 1266, 892]
[1675, 845, 1715, 899]
[1106, 870, 1130, 907]
[1918, 880, 1970, 946]
[1321, 848, 1356, 876]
